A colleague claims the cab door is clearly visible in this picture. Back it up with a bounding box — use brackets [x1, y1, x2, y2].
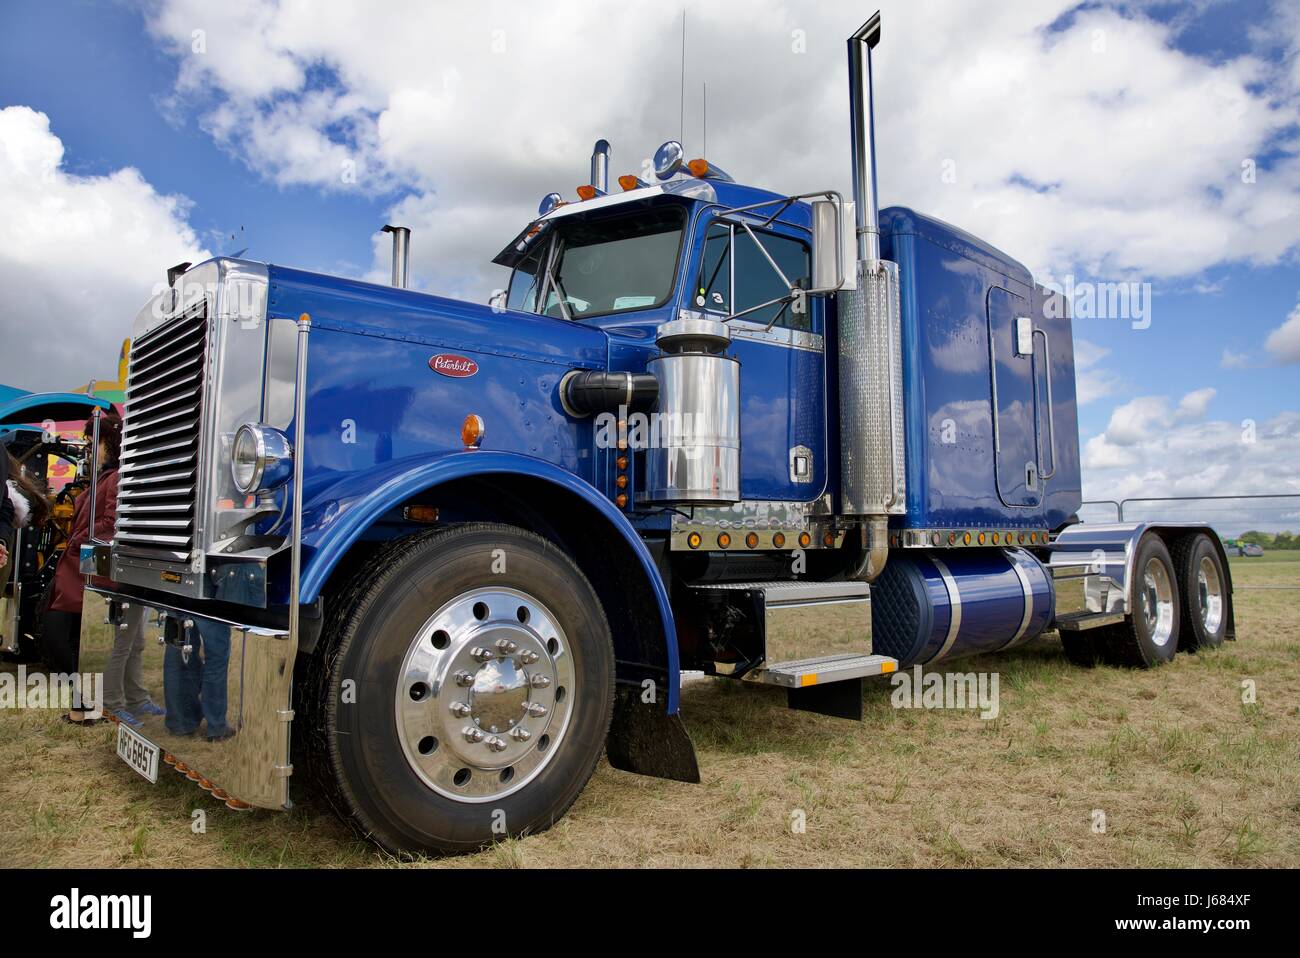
[987, 286, 1042, 508]
[694, 221, 826, 502]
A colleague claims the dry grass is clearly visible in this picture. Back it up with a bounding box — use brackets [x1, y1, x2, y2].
[1, 554, 1296, 868]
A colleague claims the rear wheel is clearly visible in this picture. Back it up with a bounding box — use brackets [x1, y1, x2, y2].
[304, 522, 615, 854]
[1170, 533, 1228, 652]
[1098, 534, 1180, 668]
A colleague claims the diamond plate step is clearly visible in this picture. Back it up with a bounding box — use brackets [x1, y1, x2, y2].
[748, 651, 897, 689]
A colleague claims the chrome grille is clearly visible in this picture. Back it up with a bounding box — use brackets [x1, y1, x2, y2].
[115, 306, 208, 563]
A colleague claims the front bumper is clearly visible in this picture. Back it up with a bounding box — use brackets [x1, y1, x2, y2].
[85, 584, 296, 810]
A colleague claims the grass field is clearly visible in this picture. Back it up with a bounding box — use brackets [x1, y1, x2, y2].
[2, 553, 1297, 868]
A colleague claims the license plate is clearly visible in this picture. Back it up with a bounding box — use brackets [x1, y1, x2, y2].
[116, 722, 160, 784]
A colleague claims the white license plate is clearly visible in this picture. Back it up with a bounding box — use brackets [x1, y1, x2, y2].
[116, 722, 161, 784]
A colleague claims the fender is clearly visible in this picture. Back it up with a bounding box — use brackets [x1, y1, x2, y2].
[296, 449, 682, 713]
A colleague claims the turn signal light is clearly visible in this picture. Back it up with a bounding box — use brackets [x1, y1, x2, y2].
[461, 414, 485, 449]
[404, 505, 439, 523]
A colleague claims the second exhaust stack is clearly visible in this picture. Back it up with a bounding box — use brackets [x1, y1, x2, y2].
[382, 224, 410, 288]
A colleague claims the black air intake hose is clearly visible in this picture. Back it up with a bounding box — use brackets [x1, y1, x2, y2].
[560, 369, 659, 417]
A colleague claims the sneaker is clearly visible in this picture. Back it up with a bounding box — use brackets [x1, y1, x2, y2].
[134, 702, 166, 717]
[108, 708, 142, 728]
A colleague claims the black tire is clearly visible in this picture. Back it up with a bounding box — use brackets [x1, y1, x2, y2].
[1169, 533, 1228, 652]
[302, 522, 615, 855]
[1059, 631, 1101, 667]
[1097, 534, 1180, 668]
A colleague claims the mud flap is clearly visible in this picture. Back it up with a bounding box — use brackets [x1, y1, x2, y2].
[605, 683, 700, 784]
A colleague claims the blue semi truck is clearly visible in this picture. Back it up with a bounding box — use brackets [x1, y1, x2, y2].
[81, 13, 1233, 853]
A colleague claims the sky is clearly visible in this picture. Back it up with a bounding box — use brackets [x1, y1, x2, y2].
[0, 0, 1297, 529]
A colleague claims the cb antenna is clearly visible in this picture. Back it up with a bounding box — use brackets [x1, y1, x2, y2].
[679, 9, 686, 148]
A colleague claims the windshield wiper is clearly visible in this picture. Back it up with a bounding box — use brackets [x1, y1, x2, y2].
[541, 237, 574, 322]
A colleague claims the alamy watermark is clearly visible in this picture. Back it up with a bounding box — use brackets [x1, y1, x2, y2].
[1042, 274, 1152, 330]
[0, 666, 102, 717]
[889, 665, 1000, 720]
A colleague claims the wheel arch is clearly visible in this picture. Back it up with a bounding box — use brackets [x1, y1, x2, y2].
[299, 451, 683, 714]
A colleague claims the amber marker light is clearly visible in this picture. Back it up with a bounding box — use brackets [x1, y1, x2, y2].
[576, 184, 598, 200]
[616, 456, 628, 470]
[745, 532, 759, 549]
[688, 158, 710, 177]
[618, 174, 639, 191]
[717, 533, 731, 549]
[963, 532, 972, 545]
[773, 532, 786, 548]
[615, 494, 628, 508]
[461, 414, 485, 449]
[798, 532, 812, 548]
[687, 532, 702, 549]
[948, 532, 957, 545]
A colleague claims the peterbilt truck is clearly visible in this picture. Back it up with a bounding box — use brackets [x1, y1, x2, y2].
[81, 13, 1233, 854]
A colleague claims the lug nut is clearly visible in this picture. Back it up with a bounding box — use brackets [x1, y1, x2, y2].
[462, 726, 485, 743]
[524, 703, 548, 718]
[485, 736, 508, 753]
[450, 702, 471, 718]
[454, 670, 474, 687]
[495, 638, 518, 654]
[530, 674, 551, 689]
[519, 650, 540, 665]
[510, 727, 531, 742]
[470, 647, 494, 662]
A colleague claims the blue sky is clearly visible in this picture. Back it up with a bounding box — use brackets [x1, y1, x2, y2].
[0, 0, 1297, 523]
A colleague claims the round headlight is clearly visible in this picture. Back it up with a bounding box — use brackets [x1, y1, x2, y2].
[231, 423, 293, 495]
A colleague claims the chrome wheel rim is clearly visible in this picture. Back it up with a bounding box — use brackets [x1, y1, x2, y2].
[1197, 555, 1223, 634]
[394, 586, 575, 803]
[1140, 557, 1175, 648]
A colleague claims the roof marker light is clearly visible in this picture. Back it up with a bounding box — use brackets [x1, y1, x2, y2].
[686, 158, 736, 182]
[617, 174, 646, 191]
[576, 184, 605, 201]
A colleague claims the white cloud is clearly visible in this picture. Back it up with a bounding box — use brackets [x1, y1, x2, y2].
[140, 0, 1300, 297]
[1073, 337, 1123, 404]
[0, 106, 210, 392]
[1220, 348, 1251, 369]
[1176, 386, 1216, 419]
[1265, 299, 1300, 363]
[1083, 408, 1300, 509]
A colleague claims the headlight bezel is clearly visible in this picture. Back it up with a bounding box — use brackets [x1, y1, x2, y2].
[231, 422, 293, 495]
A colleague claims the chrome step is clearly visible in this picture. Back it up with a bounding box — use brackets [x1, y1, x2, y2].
[748, 651, 897, 688]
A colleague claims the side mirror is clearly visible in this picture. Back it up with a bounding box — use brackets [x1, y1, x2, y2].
[488, 290, 508, 311]
[808, 198, 844, 294]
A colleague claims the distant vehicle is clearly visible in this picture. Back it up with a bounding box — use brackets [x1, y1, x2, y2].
[1242, 543, 1265, 557]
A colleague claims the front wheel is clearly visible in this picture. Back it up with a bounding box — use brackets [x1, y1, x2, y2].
[305, 522, 615, 854]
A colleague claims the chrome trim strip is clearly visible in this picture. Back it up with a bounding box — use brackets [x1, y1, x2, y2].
[1003, 549, 1035, 650]
[926, 555, 962, 664]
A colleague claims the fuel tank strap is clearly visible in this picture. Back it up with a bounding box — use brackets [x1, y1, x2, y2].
[924, 555, 962, 664]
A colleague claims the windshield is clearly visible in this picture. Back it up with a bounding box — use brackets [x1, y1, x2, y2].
[506, 205, 685, 320]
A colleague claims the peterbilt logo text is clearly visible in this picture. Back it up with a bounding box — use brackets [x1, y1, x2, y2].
[429, 354, 478, 378]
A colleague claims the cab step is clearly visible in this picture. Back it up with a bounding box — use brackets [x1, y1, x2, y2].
[748, 652, 898, 721]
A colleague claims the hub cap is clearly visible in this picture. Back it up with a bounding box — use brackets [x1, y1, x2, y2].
[395, 587, 575, 802]
[1197, 555, 1223, 634]
[1140, 557, 1175, 648]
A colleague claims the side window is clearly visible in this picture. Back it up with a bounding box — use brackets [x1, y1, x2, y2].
[695, 224, 731, 313]
[735, 229, 811, 331]
[506, 240, 546, 313]
[693, 223, 812, 332]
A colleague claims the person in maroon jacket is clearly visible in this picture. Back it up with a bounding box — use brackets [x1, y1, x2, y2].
[43, 411, 124, 725]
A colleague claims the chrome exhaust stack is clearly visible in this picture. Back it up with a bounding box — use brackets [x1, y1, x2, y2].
[848, 14, 882, 261]
[382, 224, 410, 288]
[839, 11, 906, 577]
[590, 139, 611, 194]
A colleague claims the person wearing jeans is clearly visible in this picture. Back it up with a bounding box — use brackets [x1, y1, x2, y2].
[102, 604, 164, 727]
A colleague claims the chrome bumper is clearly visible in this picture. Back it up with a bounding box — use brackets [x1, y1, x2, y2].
[85, 585, 296, 810]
